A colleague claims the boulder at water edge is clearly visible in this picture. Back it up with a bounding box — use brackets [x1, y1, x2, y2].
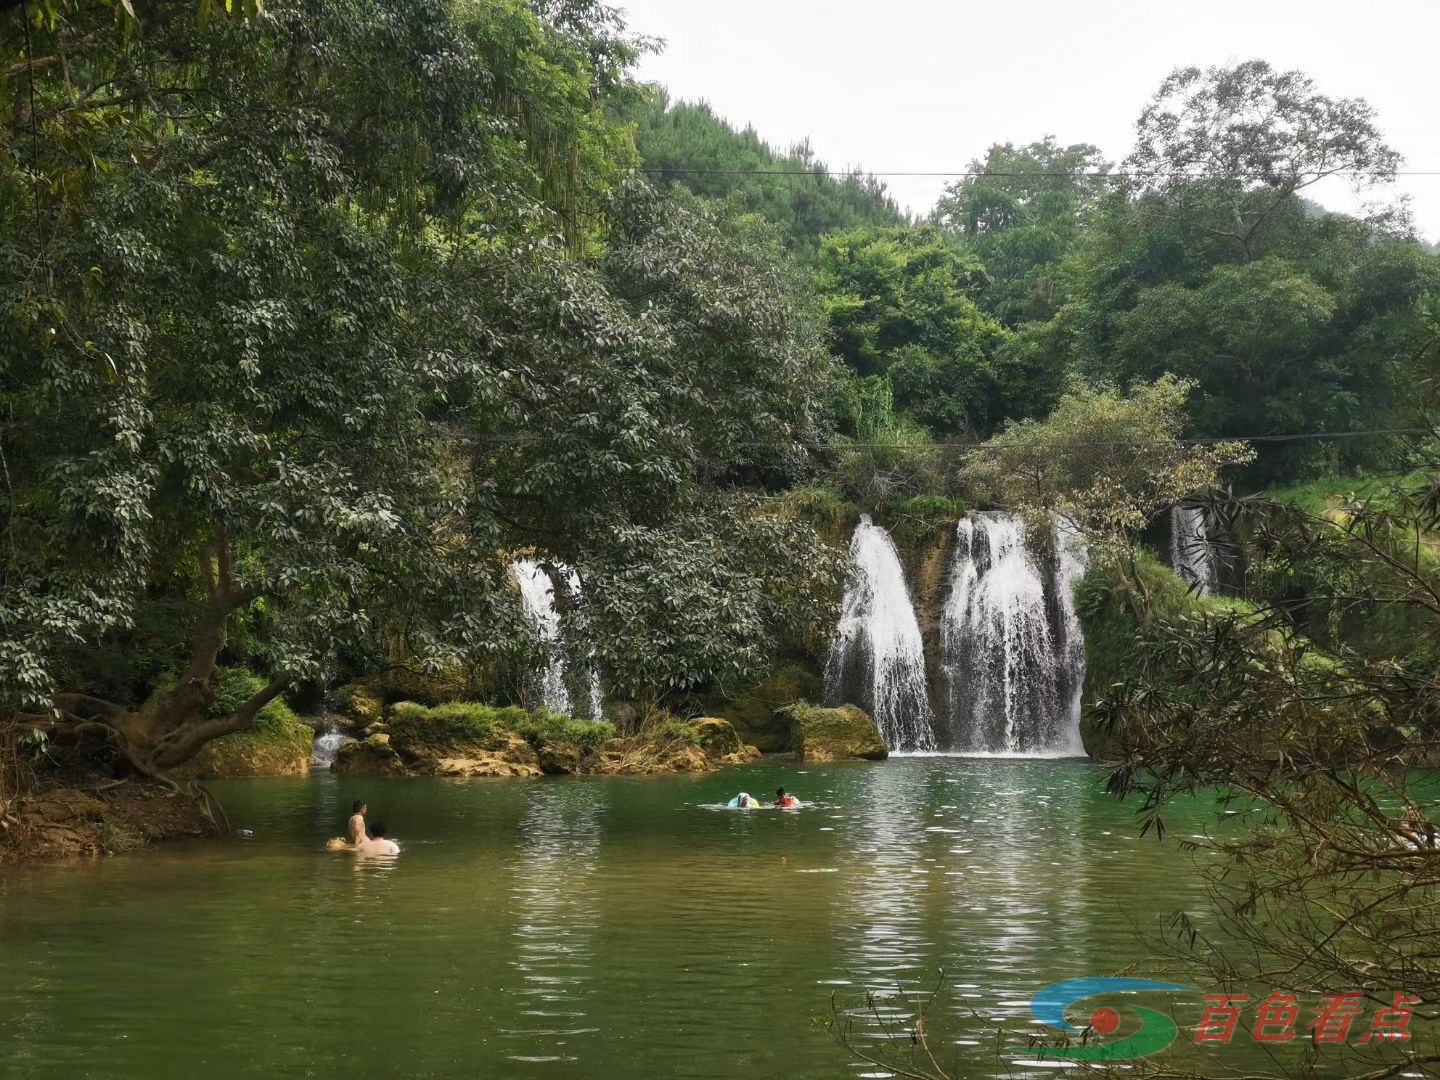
[706, 664, 822, 752]
[333, 733, 408, 776]
[783, 703, 888, 762]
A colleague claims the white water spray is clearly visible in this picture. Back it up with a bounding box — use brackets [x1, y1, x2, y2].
[310, 726, 355, 768]
[937, 514, 1085, 755]
[824, 516, 936, 752]
[514, 558, 572, 714]
[512, 559, 604, 718]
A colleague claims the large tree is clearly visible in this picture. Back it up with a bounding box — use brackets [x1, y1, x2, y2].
[934, 138, 1109, 327]
[0, 0, 838, 776]
[1125, 60, 1404, 262]
[818, 225, 1008, 436]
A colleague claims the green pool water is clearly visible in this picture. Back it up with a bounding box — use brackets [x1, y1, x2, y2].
[0, 757, 1379, 1078]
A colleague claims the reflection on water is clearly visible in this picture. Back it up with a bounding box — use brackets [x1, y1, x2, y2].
[503, 784, 604, 1064]
[0, 760, 1269, 1079]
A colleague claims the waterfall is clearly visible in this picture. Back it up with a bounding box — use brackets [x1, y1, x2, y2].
[310, 727, 354, 768]
[1170, 504, 1217, 593]
[512, 558, 604, 718]
[937, 513, 1085, 756]
[823, 515, 936, 752]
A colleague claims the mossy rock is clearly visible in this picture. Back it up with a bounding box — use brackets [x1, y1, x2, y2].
[429, 733, 542, 778]
[179, 714, 315, 778]
[537, 742, 583, 775]
[334, 680, 384, 725]
[784, 702, 887, 762]
[378, 665, 472, 707]
[171, 669, 316, 778]
[333, 733, 409, 776]
[689, 717, 745, 757]
[709, 664, 823, 752]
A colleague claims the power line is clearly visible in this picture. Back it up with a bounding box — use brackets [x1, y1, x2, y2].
[781, 428, 1433, 452]
[464, 427, 1433, 453]
[639, 167, 1440, 179]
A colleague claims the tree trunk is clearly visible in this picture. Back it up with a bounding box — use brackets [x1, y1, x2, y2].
[40, 530, 290, 776]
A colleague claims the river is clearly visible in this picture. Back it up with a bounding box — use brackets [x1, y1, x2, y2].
[0, 757, 1356, 1078]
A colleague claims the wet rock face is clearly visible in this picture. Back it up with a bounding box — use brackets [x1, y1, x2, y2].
[331, 709, 759, 779]
[334, 680, 384, 725]
[784, 703, 888, 763]
[707, 665, 822, 753]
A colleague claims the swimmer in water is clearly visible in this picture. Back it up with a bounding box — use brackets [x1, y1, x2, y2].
[774, 787, 800, 809]
[728, 792, 758, 808]
[353, 822, 399, 856]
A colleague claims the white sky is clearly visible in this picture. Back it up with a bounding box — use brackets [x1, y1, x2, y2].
[619, 0, 1440, 243]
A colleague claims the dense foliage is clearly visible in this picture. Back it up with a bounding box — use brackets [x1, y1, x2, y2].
[631, 94, 903, 256]
[5, 0, 1439, 787]
[0, 0, 839, 774]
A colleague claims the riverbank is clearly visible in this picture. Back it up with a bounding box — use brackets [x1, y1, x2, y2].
[0, 779, 214, 864]
[0, 702, 889, 863]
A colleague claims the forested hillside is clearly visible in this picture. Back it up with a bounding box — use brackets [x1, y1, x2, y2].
[641, 70, 1440, 489]
[630, 94, 904, 255]
[0, 0, 840, 777]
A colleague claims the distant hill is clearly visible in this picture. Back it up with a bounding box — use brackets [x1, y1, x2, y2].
[630, 93, 905, 254]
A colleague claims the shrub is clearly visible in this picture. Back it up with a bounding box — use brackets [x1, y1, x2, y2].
[641, 714, 700, 746]
[387, 701, 614, 754]
[389, 701, 507, 748]
[515, 712, 615, 754]
[209, 668, 300, 733]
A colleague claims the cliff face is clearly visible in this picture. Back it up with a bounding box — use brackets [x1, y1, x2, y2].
[904, 523, 958, 726]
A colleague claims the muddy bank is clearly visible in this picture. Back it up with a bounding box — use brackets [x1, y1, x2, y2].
[0, 779, 215, 864]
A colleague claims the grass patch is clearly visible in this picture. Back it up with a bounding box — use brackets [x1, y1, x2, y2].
[389, 701, 614, 754]
[1266, 470, 1430, 516]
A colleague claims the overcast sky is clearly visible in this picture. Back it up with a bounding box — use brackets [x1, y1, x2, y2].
[619, 0, 1440, 242]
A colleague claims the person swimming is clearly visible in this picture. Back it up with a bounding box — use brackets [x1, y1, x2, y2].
[353, 822, 399, 856]
[774, 787, 800, 809]
[324, 798, 374, 850]
[727, 792, 758, 808]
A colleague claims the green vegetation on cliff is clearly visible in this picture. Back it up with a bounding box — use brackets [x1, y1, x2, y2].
[171, 670, 314, 778]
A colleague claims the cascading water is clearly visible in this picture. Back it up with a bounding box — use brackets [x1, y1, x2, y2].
[514, 558, 572, 714]
[824, 515, 936, 752]
[937, 514, 1085, 756]
[1170, 504, 1217, 594]
[310, 726, 354, 768]
[512, 558, 604, 718]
